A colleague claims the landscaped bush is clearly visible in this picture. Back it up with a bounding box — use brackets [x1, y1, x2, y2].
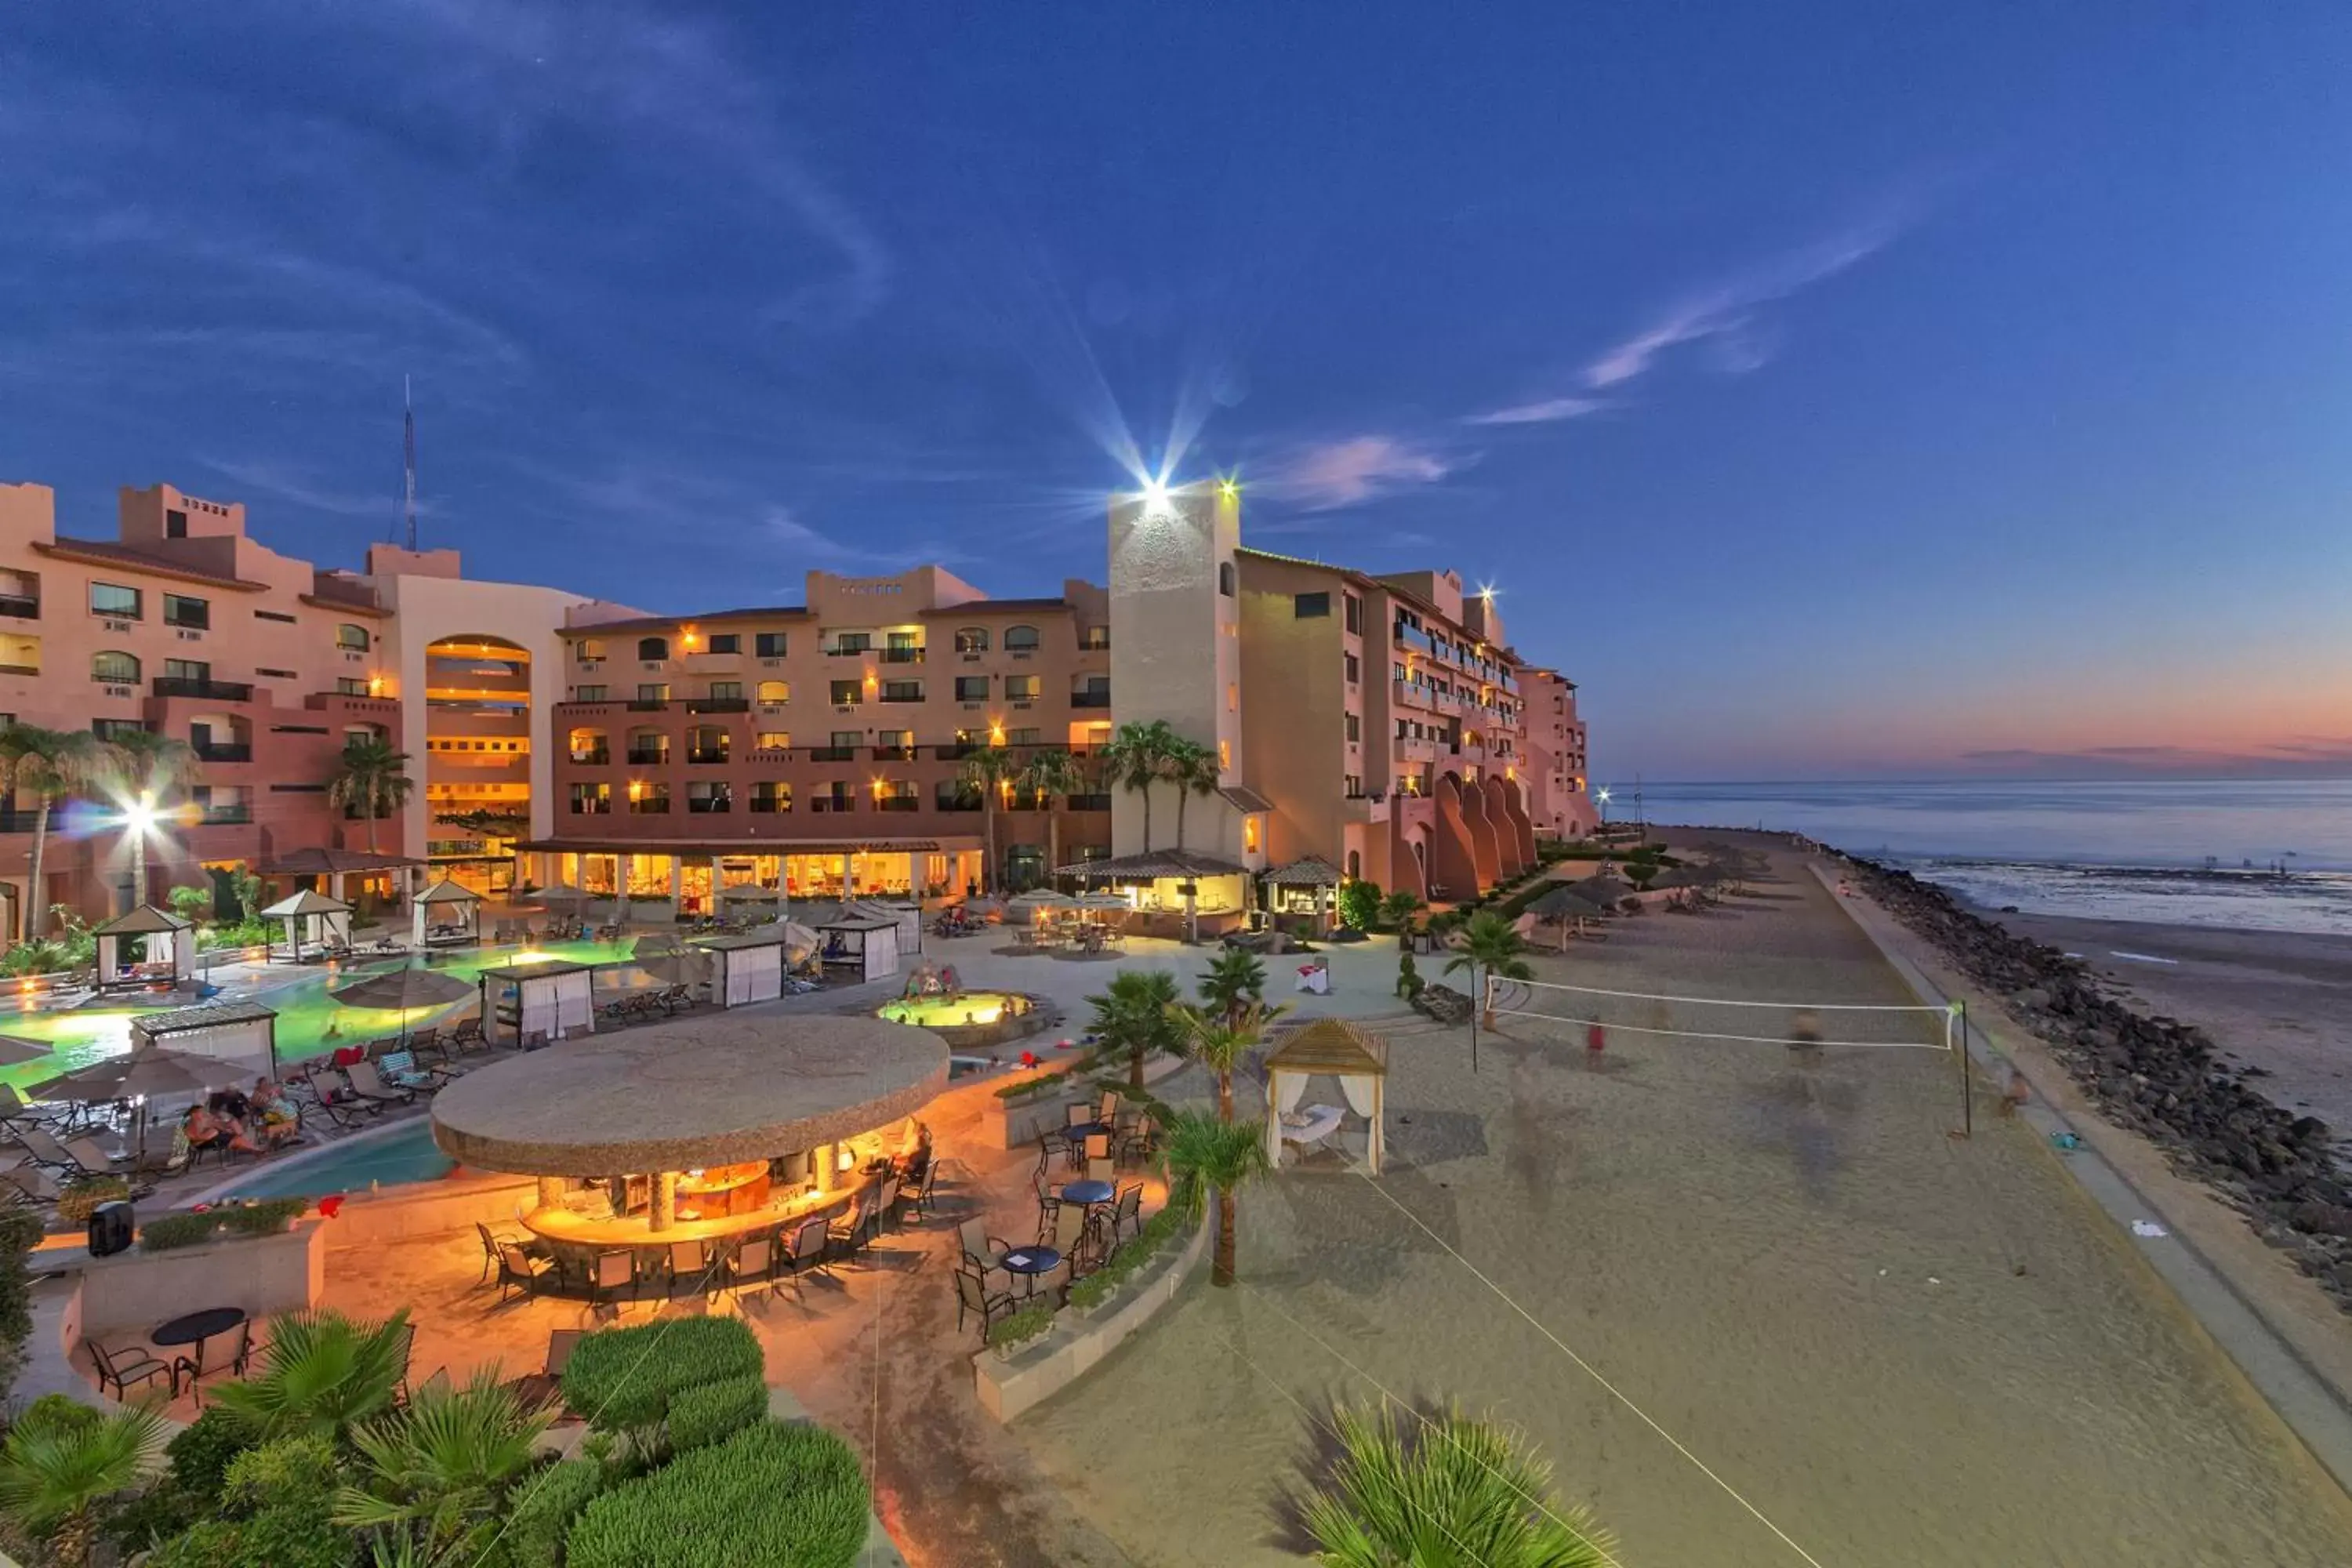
[563, 1421, 869, 1568]
[57, 1174, 129, 1224]
[665, 1373, 767, 1454]
[497, 1457, 606, 1568]
[994, 1065, 1075, 1102]
[220, 1198, 307, 1237]
[1395, 949, 1425, 1001]
[0, 1210, 45, 1406]
[13, 1392, 100, 1438]
[139, 1213, 225, 1251]
[561, 1316, 763, 1434]
[984, 1301, 1054, 1351]
[137, 1199, 307, 1252]
[103, 1407, 256, 1555]
[1066, 1201, 1192, 1312]
[1334, 879, 1382, 931]
[147, 1436, 345, 1568]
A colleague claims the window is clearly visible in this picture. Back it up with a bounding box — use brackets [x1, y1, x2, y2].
[875, 780, 918, 811]
[755, 631, 789, 658]
[575, 638, 606, 662]
[92, 718, 146, 742]
[1080, 625, 1109, 650]
[628, 782, 670, 815]
[1345, 712, 1361, 742]
[756, 730, 790, 751]
[570, 782, 612, 815]
[1344, 593, 1363, 634]
[253, 608, 297, 624]
[637, 637, 669, 661]
[91, 650, 140, 684]
[1004, 726, 1040, 746]
[1345, 652, 1360, 684]
[880, 680, 923, 702]
[1073, 676, 1110, 708]
[1243, 813, 1260, 853]
[634, 684, 670, 706]
[165, 508, 188, 539]
[1218, 739, 1231, 770]
[163, 593, 209, 630]
[687, 726, 729, 764]
[828, 633, 872, 655]
[336, 623, 369, 652]
[1218, 562, 1236, 597]
[626, 730, 669, 764]
[829, 680, 862, 705]
[568, 729, 609, 764]
[688, 781, 731, 814]
[955, 676, 988, 702]
[953, 627, 989, 653]
[936, 779, 981, 811]
[757, 680, 789, 703]
[165, 658, 208, 683]
[706, 633, 740, 654]
[1294, 591, 1330, 619]
[1004, 674, 1039, 701]
[1004, 625, 1040, 652]
[89, 583, 142, 619]
[751, 780, 792, 813]
[811, 783, 855, 812]
[829, 730, 862, 750]
[573, 684, 608, 701]
[706, 681, 744, 701]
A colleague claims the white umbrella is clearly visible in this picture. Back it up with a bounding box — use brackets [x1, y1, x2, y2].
[1006, 889, 1076, 913]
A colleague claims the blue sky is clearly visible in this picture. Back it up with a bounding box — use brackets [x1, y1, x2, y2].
[5, 2, 2350, 782]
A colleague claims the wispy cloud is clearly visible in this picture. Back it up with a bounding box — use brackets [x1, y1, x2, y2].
[1258, 436, 1463, 510]
[199, 458, 426, 521]
[1955, 739, 2352, 779]
[1462, 396, 1610, 427]
[761, 506, 963, 569]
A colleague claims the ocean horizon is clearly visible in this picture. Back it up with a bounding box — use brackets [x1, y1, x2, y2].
[1623, 778, 2352, 935]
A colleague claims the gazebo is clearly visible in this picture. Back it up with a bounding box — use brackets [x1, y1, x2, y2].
[1263, 856, 1345, 934]
[1525, 884, 1610, 950]
[129, 999, 281, 1083]
[689, 925, 800, 1007]
[257, 845, 425, 909]
[92, 906, 193, 992]
[430, 1013, 947, 1239]
[817, 915, 901, 982]
[260, 889, 354, 964]
[1055, 848, 1251, 942]
[476, 957, 598, 1047]
[412, 877, 483, 948]
[1263, 1018, 1388, 1175]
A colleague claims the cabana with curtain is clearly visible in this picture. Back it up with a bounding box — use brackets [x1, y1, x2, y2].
[93, 906, 194, 991]
[690, 926, 798, 1007]
[1263, 1018, 1388, 1176]
[260, 889, 354, 964]
[129, 999, 281, 1084]
[412, 877, 483, 949]
[818, 915, 901, 982]
[477, 957, 597, 1047]
[845, 899, 923, 957]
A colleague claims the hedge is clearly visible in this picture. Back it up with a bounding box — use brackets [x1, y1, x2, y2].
[1065, 1202, 1190, 1311]
[564, 1421, 869, 1568]
[994, 1066, 1074, 1102]
[139, 1198, 307, 1252]
[497, 1457, 607, 1568]
[666, 1372, 768, 1454]
[140, 1213, 224, 1251]
[984, 1301, 1054, 1351]
[561, 1316, 764, 1433]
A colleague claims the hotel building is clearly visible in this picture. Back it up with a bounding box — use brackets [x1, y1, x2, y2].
[1518, 666, 1595, 840]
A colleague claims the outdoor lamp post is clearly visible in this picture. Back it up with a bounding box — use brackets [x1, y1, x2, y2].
[114, 792, 161, 910]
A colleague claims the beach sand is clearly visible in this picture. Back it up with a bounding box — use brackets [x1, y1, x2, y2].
[1011, 840, 2352, 1566]
[1978, 909, 2352, 1138]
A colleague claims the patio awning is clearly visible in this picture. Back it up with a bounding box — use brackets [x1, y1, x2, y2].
[1219, 783, 1276, 815]
[125, 1000, 277, 1038]
[259, 847, 425, 875]
[414, 877, 482, 906]
[1052, 849, 1248, 880]
[93, 906, 193, 937]
[1262, 855, 1344, 887]
[260, 888, 354, 918]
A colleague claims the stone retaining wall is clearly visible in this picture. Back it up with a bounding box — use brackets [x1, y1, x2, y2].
[973, 1213, 1207, 1422]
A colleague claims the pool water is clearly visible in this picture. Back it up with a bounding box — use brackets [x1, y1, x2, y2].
[0, 938, 637, 1090]
[877, 991, 1022, 1027]
[220, 1122, 455, 1200]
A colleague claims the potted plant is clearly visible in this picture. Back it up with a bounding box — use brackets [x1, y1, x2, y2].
[985, 1302, 1055, 1361]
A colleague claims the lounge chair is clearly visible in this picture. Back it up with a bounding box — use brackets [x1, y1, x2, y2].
[447, 1017, 488, 1054]
[0, 1163, 60, 1206]
[343, 1060, 416, 1108]
[376, 1051, 447, 1092]
[509, 1328, 583, 1413]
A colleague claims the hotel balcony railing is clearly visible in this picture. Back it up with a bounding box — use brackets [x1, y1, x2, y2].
[0, 808, 42, 833]
[877, 691, 924, 704]
[629, 800, 670, 815]
[687, 797, 731, 813]
[0, 594, 38, 619]
[879, 647, 925, 663]
[152, 677, 254, 702]
[570, 747, 612, 765]
[198, 804, 252, 826]
[932, 742, 978, 760]
[807, 746, 857, 763]
[871, 745, 916, 762]
[687, 749, 731, 765]
[822, 644, 872, 658]
[750, 796, 789, 813]
[1066, 793, 1113, 812]
[750, 745, 792, 761]
[810, 797, 856, 812]
[934, 797, 981, 813]
[875, 797, 920, 812]
[193, 742, 251, 764]
[1070, 690, 1112, 709]
[625, 748, 670, 765]
[0, 662, 38, 677]
[686, 696, 749, 713]
[1393, 623, 1433, 658]
[626, 698, 670, 712]
[571, 800, 614, 815]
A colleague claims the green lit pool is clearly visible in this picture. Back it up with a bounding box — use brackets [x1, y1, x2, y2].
[877, 991, 1024, 1028]
[0, 939, 637, 1090]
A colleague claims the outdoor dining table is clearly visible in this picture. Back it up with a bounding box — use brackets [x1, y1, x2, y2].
[1058, 1179, 1115, 1207]
[152, 1306, 245, 1350]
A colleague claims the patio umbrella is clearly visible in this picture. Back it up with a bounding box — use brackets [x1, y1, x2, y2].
[1073, 891, 1131, 913]
[534, 881, 591, 906]
[328, 966, 477, 1012]
[1576, 874, 1636, 906]
[1005, 889, 1076, 914]
[34, 1048, 256, 1170]
[0, 1034, 53, 1069]
[1526, 885, 1608, 949]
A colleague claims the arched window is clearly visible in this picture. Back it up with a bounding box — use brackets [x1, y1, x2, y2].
[568, 728, 608, 764]
[953, 627, 989, 653]
[627, 728, 669, 764]
[637, 637, 670, 662]
[1218, 561, 1236, 597]
[336, 624, 370, 652]
[757, 680, 789, 703]
[1004, 625, 1040, 652]
[92, 650, 140, 684]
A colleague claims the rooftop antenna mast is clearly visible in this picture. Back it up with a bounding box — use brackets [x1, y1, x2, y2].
[401, 375, 419, 552]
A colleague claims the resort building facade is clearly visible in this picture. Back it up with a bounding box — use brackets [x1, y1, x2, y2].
[1517, 666, 1595, 840]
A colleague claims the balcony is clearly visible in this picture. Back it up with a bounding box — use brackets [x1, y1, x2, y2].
[871, 745, 916, 762]
[810, 797, 856, 813]
[198, 804, 252, 826]
[807, 746, 856, 763]
[875, 797, 920, 812]
[932, 743, 977, 761]
[687, 749, 731, 765]
[687, 796, 731, 814]
[1392, 680, 1433, 710]
[750, 796, 788, 814]
[0, 594, 37, 620]
[193, 742, 252, 764]
[823, 644, 871, 659]
[750, 745, 792, 761]
[879, 647, 925, 664]
[569, 747, 612, 765]
[626, 748, 670, 766]
[153, 677, 253, 702]
[1066, 793, 1113, 812]
[685, 696, 750, 714]
[1071, 690, 1111, 710]
[626, 699, 670, 712]
[1341, 789, 1391, 824]
[1394, 735, 1438, 764]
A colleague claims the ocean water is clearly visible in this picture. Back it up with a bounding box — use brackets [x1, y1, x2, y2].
[1627, 779, 2352, 935]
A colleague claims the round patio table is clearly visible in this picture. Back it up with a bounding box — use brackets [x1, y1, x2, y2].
[153, 1307, 245, 1348]
[1000, 1245, 1062, 1276]
[1058, 1179, 1114, 1207]
[1062, 1122, 1109, 1142]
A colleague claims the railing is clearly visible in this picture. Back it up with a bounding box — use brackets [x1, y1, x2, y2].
[686, 697, 749, 713]
[626, 699, 670, 712]
[871, 746, 916, 762]
[193, 743, 251, 763]
[807, 746, 856, 763]
[625, 748, 670, 765]
[750, 796, 789, 813]
[687, 796, 731, 814]
[198, 804, 252, 826]
[628, 800, 670, 815]
[686, 749, 731, 765]
[152, 677, 254, 702]
[0, 662, 38, 677]
[877, 691, 923, 703]
[1066, 793, 1112, 812]
[750, 746, 793, 761]
[1070, 691, 1111, 709]
[571, 800, 614, 815]
[934, 797, 981, 813]
[933, 743, 977, 760]
[0, 809, 43, 833]
[810, 797, 856, 813]
[879, 647, 925, 664]
[570, 748, 612, 765]
[822, 644, 870, 658]
[0, 594, 38, 619]
[876, 797, 920, 812]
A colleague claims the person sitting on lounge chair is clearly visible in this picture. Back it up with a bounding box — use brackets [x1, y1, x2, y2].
[249, 1078, 301, 1147]
[183, 1103, 257, 1158]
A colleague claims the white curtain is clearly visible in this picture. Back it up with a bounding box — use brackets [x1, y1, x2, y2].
[554, 971, 594, 1036]
[864, 925, 899, 982]
[1338, 1073, 1377, 1120]
[521, 992, 557, 1040]
[1276, 1071, 1311, 1113]
[741, 943, 782, 1002]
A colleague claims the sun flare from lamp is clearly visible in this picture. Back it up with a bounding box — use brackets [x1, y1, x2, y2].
[1141, 478, 1171, 512]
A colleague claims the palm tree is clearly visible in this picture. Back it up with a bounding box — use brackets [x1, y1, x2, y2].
[1199, 946, 1269, 1028]
[1099, 720, 1178, 851]
[100, 729, 198, 908]
[1166, 738, 1221, 851]
[1296, 1402, 1617, 1567]
[957, 746, 1022, 895]
[1443, 909, 1533, 1030]
[334, 1368, 554, 1561]
[0, 725, 99, 939]
[327, 735, 416, 855]
[1159, 1108, 1270, 1287]
[0, 1403, 166, 1568]
[1377, 888, 1423, 932]
[1173, 1000, 1282, 1123]
[211, 1308, 412, 1444]
[1020, 747, 1088, 888]
[1086, 967, 1181, 1090]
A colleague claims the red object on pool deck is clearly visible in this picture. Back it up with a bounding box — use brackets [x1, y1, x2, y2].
[1587, 1023, 1606, 1054]
[1018, 1050, 1040, 1068]
[318, 1195, 346, 1218]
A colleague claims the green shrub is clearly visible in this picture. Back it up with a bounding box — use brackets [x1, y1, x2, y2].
[147, 1436, 347, 1568]
[0, 1209, 42, 1405]
[496, 1457, 606, 1568]
[666, 1372, 767, 1454]
[985, 1302, 1054, 1351]
[168, 1407, 254, 1501]
[1395, 949, 1424, 1000]
[1334, 880, 1381, 931]
[13, 1392, 100, 1438]
[561, 1317, 763, 1435]
[1066, 1203, 1194, 1310]
[220, 1198, 307, 1236]
[57, 1174, 130, 1223]
[994, 1067, 1073, 1102]
[140, 1212, 225, 1251]
[564, 1421, 869, 1568]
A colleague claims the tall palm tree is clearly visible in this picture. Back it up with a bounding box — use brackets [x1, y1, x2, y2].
[957, 746, 1022, 895]
[1159, 1108, 1270, 1287]
[327, 735, 416, 855]
[1099, 720, 1178, 851]
[1199, 946, 1269, 1029]
[1443, 909, 1533, 1030]
[100, 729, 198, 909]
[211, 1308, 412, 1444]
[1019, 746, 1088, 888]
[334, 1368, 554, 1561]
[1173, 1000, 1283, 1123]
[1166, 738, 1221, 851]
[0, 725, 99, 939]
[0, 1403, 166, 1568]
[1296, 1402, 1617, 1568]
[1086, 967, 1181, 1090]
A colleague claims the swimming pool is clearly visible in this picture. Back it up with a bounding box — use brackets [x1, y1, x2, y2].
[0, 938, 637, 1091]
[219, 1121, 456, 1200]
